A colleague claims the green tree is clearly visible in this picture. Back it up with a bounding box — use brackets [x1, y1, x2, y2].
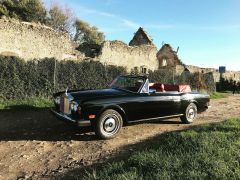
[74, 19, 105, 45]
[0, 0, 46, 23]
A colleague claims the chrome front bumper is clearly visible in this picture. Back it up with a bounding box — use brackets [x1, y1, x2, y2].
[51, 108, 91, 127]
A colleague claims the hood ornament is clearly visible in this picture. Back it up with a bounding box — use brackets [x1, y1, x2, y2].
[65, 87, 68, 96]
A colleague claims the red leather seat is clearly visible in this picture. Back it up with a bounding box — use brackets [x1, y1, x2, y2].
[149, 83, 165, 92]
[150, 83, 191, 92]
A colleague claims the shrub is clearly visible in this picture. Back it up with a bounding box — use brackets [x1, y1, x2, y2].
[0, 56, 215, 100]
[0, 56, 126, 100]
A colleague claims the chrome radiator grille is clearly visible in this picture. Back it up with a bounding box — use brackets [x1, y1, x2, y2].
[60, 96, 71, 114]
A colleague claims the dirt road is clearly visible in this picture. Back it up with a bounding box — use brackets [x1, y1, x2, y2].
[0, 94, 240, 179]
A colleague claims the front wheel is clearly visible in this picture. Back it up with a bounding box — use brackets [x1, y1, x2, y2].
[180, 103, 197, 124]
[95, 109, 123, 139]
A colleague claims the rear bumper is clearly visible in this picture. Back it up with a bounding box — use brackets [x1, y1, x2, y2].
[51, 108, 91, 127]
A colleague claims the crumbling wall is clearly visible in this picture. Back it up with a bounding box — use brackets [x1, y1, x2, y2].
[97, 41, 159, 72]
[212, 72, 221, 83]
[185, 65, 216, 74]
[186, 67, 240, 83]
[221, 71, 240, 82]
[129, 27, 154, 46]
[0, 17, 81, 60]
[175, 65, 186, 75]
[157, 44, 182, 68]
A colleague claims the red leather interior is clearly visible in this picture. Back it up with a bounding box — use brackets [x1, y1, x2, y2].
[149, 83, 165, 92]
[149, 83, 191, 92]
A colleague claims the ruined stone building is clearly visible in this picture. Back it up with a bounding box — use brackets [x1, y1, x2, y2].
[0, 17, 239, 82]
[157, 44, 182, 69]
[0, 17, 183, 73]
[96, 27, 183, 73]
[129, 27, 154, 46]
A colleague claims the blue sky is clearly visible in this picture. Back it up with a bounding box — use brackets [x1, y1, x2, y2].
[45, 0, 240, 71]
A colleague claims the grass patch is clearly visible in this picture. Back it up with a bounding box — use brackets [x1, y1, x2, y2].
[0, 97, 53, 110]
[210, 92, 228, 99]
[84, 119, 240, 179]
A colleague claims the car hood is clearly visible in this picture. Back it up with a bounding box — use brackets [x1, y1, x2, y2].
[69, 88, 130, 102]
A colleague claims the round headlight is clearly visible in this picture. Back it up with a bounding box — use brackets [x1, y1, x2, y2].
[54, 96, 60, 105]
[70, 102, 78, 112]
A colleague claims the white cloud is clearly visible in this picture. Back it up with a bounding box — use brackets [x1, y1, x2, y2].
[98, 12, 117, 18]
[122, 19, 140, 29]
[145, 24, 175, 29]
[73, 5, 141, 32]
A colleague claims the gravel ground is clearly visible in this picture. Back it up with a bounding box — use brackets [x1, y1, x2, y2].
[0, 94, 239, 179]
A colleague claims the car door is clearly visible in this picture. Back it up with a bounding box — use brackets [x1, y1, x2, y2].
[125, 92, 181, 122]
[148, 92, 181, 117]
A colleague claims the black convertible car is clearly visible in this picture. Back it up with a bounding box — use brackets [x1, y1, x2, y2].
[51, 75, 210, 139]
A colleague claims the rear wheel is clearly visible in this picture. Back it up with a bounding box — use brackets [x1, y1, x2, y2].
[180, 103, 197, 124]
[95, 109, 123, 139]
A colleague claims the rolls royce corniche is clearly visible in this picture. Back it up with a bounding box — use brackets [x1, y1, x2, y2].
[51, 75, 210, 139]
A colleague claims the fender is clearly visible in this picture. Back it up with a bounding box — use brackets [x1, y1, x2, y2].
[97, 104, 128, 123]
[180, 99, 199, 113]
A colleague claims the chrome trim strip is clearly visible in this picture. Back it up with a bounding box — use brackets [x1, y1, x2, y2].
[77, 121, 91, 127]
[129, 114, 184, 123]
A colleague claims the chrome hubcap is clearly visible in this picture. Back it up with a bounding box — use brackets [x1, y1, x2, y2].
[103, 117, 116, 132]
[188, 108, 195, 119]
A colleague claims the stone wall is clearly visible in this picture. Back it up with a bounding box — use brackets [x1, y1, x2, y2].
[184, 65, 216, 74]
[0, 17, 80, 60]
[176, 65, 240, 83]
[221, 71, 240, 82]
[175, 65, 206, 75]
[211, 72, 240, 83]
[157, 44, 182, 68]
[97, 40, 159, 72]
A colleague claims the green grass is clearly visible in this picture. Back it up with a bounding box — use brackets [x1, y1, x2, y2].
[210, 92, 228, 99]
[84, 119, 240, 179]
[0, 97, 53, 110]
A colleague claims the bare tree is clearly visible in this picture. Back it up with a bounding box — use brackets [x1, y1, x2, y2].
[46, 2, 75, 34]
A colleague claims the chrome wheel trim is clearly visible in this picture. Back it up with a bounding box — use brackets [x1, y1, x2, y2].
[103, 117, 116, 132]
[187, 108, 196, 120]
[102, 114, 119, 134]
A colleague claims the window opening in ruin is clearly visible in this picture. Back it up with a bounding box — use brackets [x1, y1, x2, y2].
[140, 66, 147, 74]
[143, 68, 147, 74]
[162, 59, 167, 66]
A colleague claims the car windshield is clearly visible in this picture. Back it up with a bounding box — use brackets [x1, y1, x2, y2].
[110, 76, 145, 93]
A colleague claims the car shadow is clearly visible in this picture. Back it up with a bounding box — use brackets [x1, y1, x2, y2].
[0, 109, 183, 142]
